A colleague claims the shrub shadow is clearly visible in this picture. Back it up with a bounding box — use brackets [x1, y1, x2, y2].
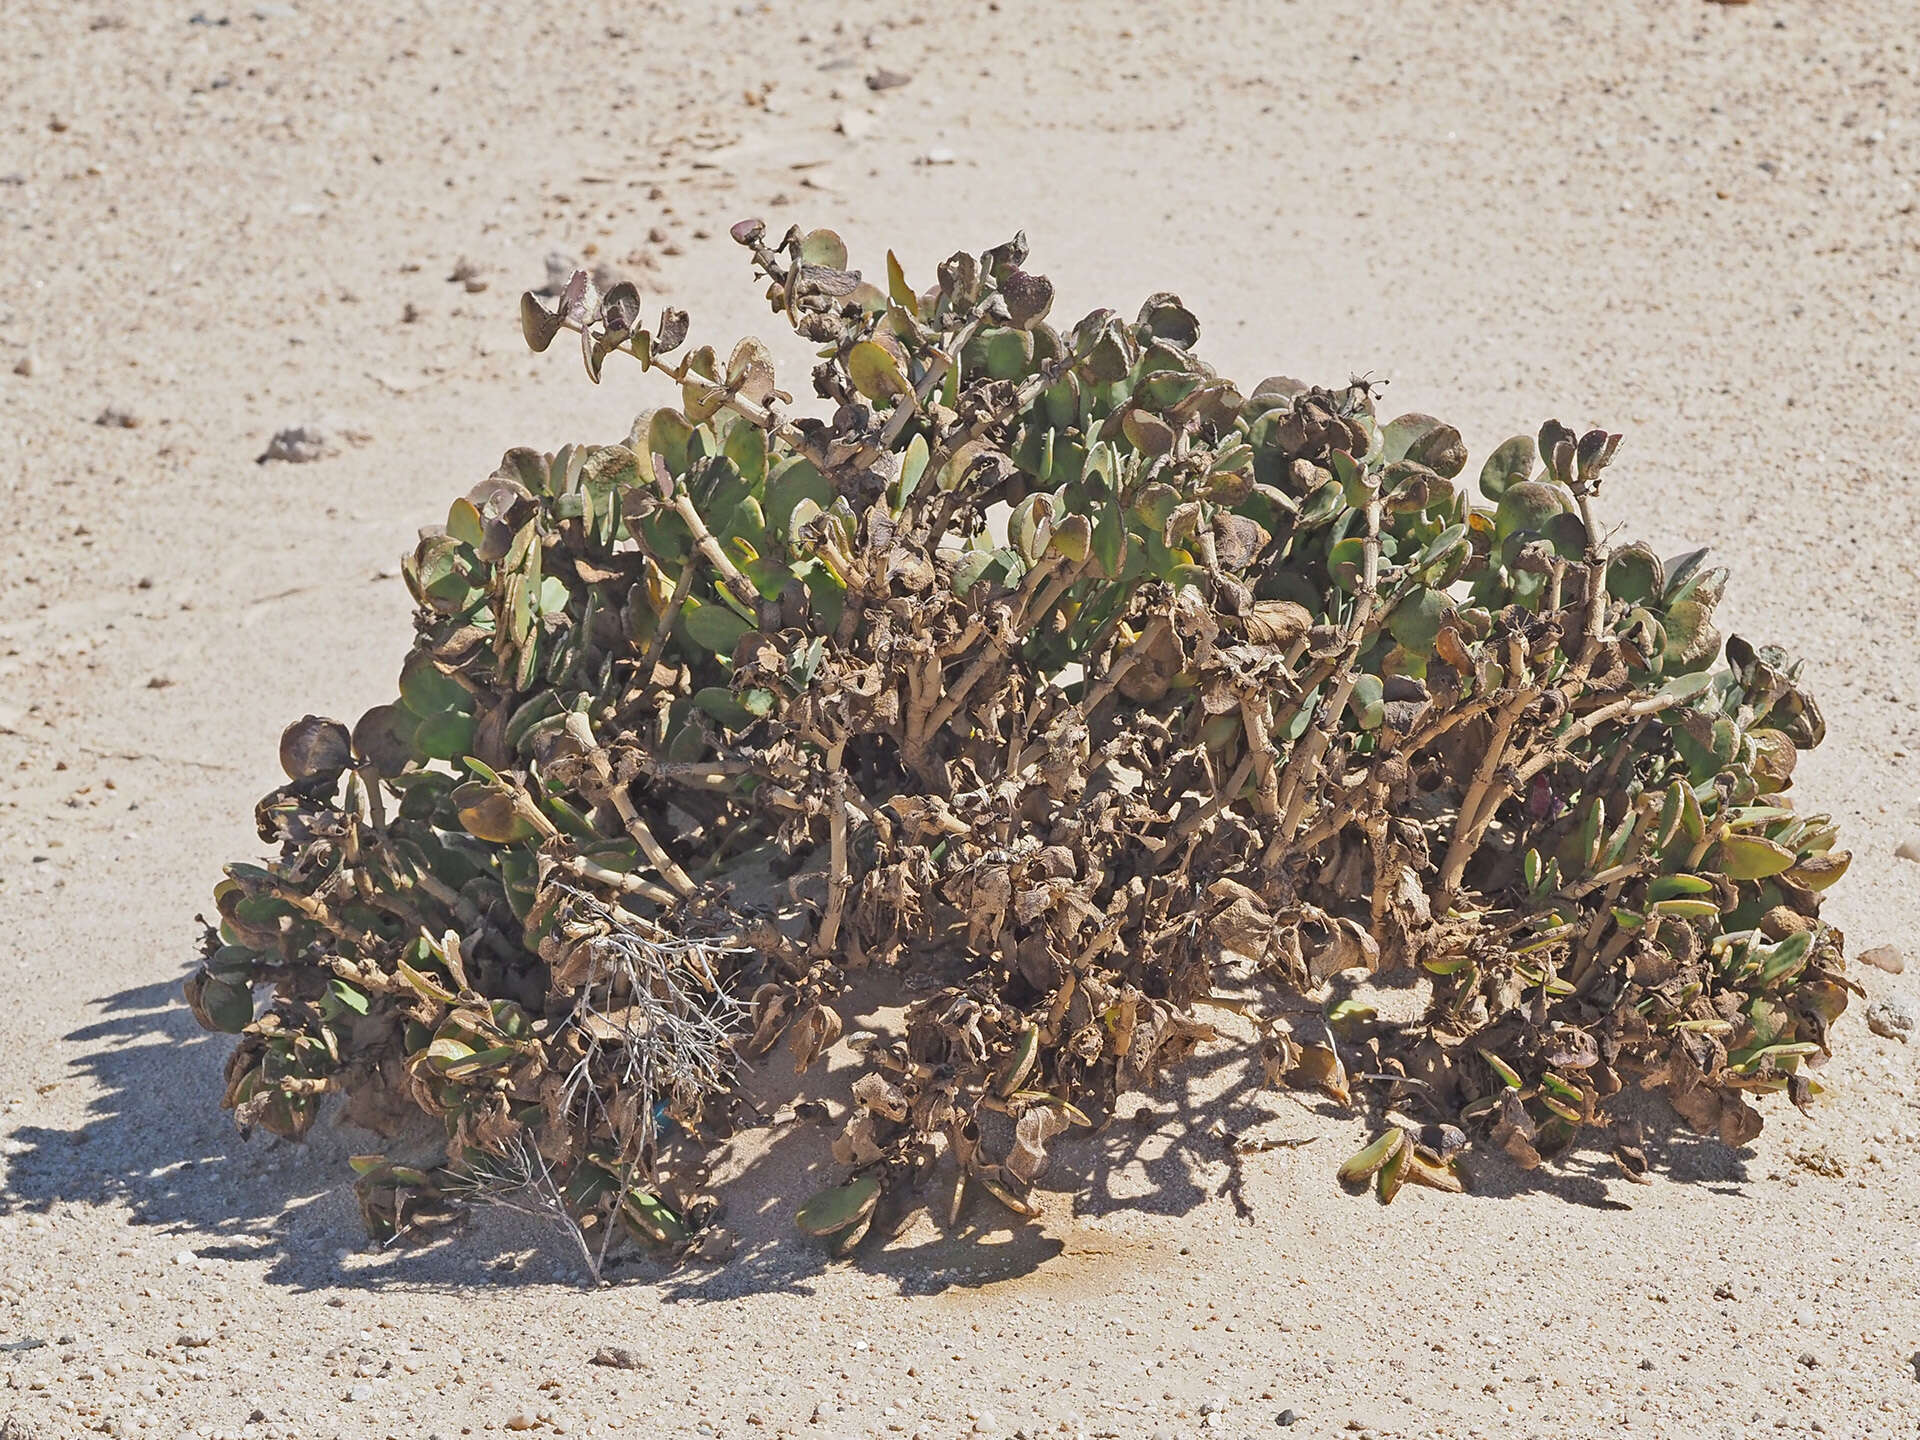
[5, 971, 1755, 1298]
[1, 974, 585, 1292]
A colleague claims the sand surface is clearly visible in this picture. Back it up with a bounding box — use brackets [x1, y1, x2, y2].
[4, 1, 1920, 1436]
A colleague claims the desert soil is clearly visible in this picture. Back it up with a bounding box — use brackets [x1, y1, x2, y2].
[3, 1, 1920, 1437]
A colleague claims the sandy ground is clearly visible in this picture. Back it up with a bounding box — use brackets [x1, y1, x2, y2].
[3, 0, 1920, 1436]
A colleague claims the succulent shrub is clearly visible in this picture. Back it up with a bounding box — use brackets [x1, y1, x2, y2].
[188, 221, 1852, 1268]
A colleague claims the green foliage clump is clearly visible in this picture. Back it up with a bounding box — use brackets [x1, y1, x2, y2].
[187, 221, 1851, 1269]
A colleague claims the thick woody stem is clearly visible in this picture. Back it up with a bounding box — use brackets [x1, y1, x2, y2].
[1433, 633, 1533, 906]
[815, 744, 851, 958]
[660, 477, 761, 613]
[1508, 690, 1688, 790]
[1242, 697, 1282, 818]
[606, 788, 699, 899]
[915, 557, 1064, 750]
[918, 638, 1007, 748]
[1440, 688, 1690, 912]
[557, 855, 681, 908]
[1291, 698, 1497, 854]
[1367, 798, 1395, 937]
[1263, 495, 1383, 865]
[877, 317, 980, 450]
[1077, 614, 1172, 722]
[1153, 752, 1258, 866]
[638, 559, 695, 682]
[1443, 487, 1621, 877]
[565, 713, 697, 898]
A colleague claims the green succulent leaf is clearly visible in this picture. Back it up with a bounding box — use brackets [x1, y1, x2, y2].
[798, 228, 848, 269]
[1717, 832, 1796, 881]
[1381, 414, 1466, 479]
[1493, 481, 1569, 542]
[1479, 436, 1535, 501]
[1387, 585, 1450, 651]
[795, 1176, 881, 1238]
[848, 340, 913, 403]
[682, 598, 755, 655]
[765, 457, 834, 538]
[648, 409, 696, 479]
[890, 433, 931, 514]
[186, 970, 256, 1034]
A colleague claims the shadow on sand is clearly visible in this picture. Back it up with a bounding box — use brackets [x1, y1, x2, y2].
[2, 968, 1753, 1299]
[3, 973, 571, 1293]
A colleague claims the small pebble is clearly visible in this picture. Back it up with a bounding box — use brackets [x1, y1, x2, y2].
[1867, 999, 1914, 1044]
[12, 353, 35, 376]
[447, 257, 488, 292]
[1859, 944, 1905, 974]
[1896, 836, 1920, 863]
[95, 403, 140, 428]
[258, 424, 333, 464]
[1276, 1411, 1298, 1428]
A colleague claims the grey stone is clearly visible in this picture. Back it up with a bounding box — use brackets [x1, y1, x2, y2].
[1867, 999, 1914, 1043]
[257, 425, 332, 464]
